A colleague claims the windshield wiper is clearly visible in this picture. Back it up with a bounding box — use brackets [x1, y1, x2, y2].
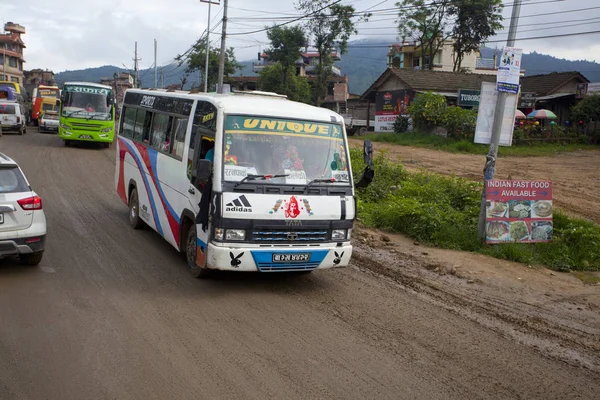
[304, 178, 337, 192]
[234, 173, 289, 188]
[66, 109, 87, 118]
[86, 114, 106, 121]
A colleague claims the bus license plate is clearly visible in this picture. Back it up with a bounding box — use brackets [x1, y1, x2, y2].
[0, 213, 3, 224]
[79, 135, 93, 139]
[272, 253, 310, 262]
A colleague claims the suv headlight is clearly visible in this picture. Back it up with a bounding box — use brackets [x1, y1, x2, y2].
[332, 229, 346, 241]
[225, 229, 246, 241]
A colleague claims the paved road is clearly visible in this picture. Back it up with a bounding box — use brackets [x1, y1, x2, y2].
[0, 129, 598, 400]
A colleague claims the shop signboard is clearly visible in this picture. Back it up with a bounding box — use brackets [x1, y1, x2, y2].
[485, 180, 553, 244]
[457, 89, 480, 107]
[374, 90, 412, 131]
[474, 81, 518, 146]
[576, 83, 588, 99]
[496, 47, 523, 94]
[586, 82, 600, 95]
[519, 92, 536, 108]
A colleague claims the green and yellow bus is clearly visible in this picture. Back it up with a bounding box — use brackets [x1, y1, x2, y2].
[59, 82, 116, 147]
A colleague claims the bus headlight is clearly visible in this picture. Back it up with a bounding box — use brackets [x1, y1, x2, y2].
[101, 127, 112, 133]
[214, 228, 224, 241]
[60, 123, 70, 130]
[332, 229, 346, 241]
[225, 229, 246, 241]
[347, 228, 352, 240]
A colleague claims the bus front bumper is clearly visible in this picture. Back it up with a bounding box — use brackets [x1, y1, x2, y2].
[59, 128, 114, 142]
[205, 242, 352, 272]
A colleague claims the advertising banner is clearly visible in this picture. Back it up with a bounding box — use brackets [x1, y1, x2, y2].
[374, 90, 413, 132]
[586, 82, 600, 95]
[485, 180, 553, 244]
[474, 82, 518, 146]
[457, 89, 481, 107]
[576, 83, 588, 99]
[496, 47, 523, 94]
[519, 92, 536, 108]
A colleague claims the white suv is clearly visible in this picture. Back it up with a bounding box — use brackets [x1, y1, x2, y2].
[0, 102, 26, 135]
[0, 153, 46, 265]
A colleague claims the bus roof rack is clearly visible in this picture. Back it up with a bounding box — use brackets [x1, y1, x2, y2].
[231, 89, 288, 99]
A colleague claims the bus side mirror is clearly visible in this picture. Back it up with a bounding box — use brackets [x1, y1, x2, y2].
[355, 140, 374, 188]
[60, 91, 66, 104]
[194, 159, 212, 187]
[107, 93, 114, 107]
[56, 99, 61, 106]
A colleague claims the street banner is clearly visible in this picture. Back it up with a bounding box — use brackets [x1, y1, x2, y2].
[586, 82, 600, 95]
[496, 47, 523, 94]
[457, 89, 480, 107]
[474, 82, 518, 146]
[374, 90, 412, 131]
[485, 180, 553, 244]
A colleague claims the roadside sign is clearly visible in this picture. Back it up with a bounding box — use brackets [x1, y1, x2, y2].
[519, 92, 536, 108]
[586, 82, 600, 95]
[457, 89, 480, 107]
[474, 82, 518, 146]
[576, 83, 588, 99]
[496, 47, 523, 94]
[485, 180, 553, 244]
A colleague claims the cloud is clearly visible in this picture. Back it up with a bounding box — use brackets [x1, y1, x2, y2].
[4, 0, 600, 72]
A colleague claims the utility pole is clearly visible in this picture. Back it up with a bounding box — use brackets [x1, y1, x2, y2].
[133, 41, 141, 89]
[154, 39, 158, 89]
[160, 67, 164, 88]
[217, 0, 228, 93]
[200, 0, 219, 92]
[477, 0, 523, 238]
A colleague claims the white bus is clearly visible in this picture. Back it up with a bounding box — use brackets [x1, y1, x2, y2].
[115, 89, 373, 278]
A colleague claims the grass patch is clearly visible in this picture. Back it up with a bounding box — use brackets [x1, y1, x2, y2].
[351, 149, 600, 271]
[361, 132, 597, 157]
[571, 271, 600, 285]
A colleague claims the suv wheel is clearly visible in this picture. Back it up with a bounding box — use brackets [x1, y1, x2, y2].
[18, 126, 25, 135]
[20, 252, 44, 266]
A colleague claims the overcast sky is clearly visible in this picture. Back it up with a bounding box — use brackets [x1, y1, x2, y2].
[3, 0, 599, 73]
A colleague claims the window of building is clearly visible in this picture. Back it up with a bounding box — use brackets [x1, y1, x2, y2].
[412, 57, 420, 68]
[8, 57, 17, 68]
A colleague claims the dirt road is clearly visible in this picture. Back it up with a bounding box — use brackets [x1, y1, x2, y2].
[350, 139, 600, 224]
[0, 130, 598, 399]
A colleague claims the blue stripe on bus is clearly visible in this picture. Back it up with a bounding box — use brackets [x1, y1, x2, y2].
[148, 149, 181, 224]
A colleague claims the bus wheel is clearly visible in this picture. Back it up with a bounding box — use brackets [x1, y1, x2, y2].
[186, 223, 211, 279]
[103, 142, 110, 149]
[128, 188, 145, 229]
[64, 140, 70, 146]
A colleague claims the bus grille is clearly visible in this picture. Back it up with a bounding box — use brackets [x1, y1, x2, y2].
[252, 230, 328, 242]
[71, 123, 102, 131]
[256, 262, 320, 272]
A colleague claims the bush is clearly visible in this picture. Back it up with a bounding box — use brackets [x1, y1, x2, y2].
[408, 92, 447, 130]
[443, 106, 477, 140]
[393, 115, 410, 133]
[349, 150, 600, 271]
[571, 94, 600, 125]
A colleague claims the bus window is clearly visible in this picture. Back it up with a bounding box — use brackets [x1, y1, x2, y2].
[171, 118, 187, 161]
[120, 106, 136, 139]
[141, 112, 153, 144]
[133, 109, 147, 142]
[150, 113, 172, 152]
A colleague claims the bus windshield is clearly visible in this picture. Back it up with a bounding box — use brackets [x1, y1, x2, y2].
[222, 115, 350, 185]
[62, 85, 112, 120]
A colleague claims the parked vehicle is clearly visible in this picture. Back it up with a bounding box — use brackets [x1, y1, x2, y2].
[38, 110, 59, 133]
[0, 152, 46, 265]
[344, 116, 375, 136]
[115, 88, 374, 278]
[0, 102, 26, 135]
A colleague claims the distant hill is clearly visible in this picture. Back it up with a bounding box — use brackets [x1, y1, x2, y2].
[55, 39, 600, 96]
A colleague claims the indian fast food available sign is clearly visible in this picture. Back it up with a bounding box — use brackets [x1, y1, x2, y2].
[485, 180, 553, 243]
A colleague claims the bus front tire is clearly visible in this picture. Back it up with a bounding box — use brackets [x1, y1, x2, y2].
[186, 223, 211, 279]
[128, 188, 145, 230]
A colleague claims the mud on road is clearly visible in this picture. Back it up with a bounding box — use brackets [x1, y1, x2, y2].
[350, 139, 600, 224]
[0, 130, 598, 399]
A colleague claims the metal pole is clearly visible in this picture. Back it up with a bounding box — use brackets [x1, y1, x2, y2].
[477, 0, 523, 238]
[204, 0, 211, 92]
[133, 41, 139, 89]
[154, 39, 158, 88]
[217, 0, 228, 93]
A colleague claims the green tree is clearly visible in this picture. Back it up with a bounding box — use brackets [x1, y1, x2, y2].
[395, 0, 452, 71]
[571, 94, 600, 124]
[265, 25, 306, 89]
[296, 0, 364, 104]
[449, 0, 504, 72]
[259, 63, 312, 104]
[176, 39, 242, 91]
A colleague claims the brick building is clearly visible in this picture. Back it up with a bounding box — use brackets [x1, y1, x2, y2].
[0, 22, 26, 84]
